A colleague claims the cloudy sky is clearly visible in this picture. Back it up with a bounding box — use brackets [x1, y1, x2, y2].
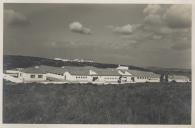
[3, 4, 191, 69]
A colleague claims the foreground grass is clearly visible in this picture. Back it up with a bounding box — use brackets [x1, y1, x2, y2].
[3, 81, 191, 124]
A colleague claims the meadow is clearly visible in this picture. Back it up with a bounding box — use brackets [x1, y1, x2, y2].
[3, 81, 191, 124]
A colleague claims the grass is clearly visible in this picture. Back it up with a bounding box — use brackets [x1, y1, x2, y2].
[3, 81, 191, 124]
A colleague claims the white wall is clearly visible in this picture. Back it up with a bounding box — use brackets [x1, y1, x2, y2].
[4, 69, 161, 84]
[147, 78, 160, 82]
[168, 78, 189, 83]
[18, 72, 47, 82]
[135, 76, 160, 83]
[91, 75, 120, 84]
[46, 73, 65, 80]
[6, 70, 20, 74]
[3, 74, 23, 83]
[65, 72, 93, 83]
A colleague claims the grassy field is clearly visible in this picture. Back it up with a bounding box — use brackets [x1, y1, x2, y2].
[3, 81, 191, 124]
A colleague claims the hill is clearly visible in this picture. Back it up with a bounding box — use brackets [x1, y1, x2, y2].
[3, 55, 149, 71]
[3, 55, 191, 77]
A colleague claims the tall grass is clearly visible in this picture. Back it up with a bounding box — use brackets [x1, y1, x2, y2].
[3, 81, 191, 124]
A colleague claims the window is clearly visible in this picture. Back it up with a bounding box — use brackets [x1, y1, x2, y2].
[38, 75, 43, 78]
[30, 75, 35, 78]
[131, 77, 135, 82]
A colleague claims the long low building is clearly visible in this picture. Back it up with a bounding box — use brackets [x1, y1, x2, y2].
[118, 69, 160, 83]
[4, 65, 190, 84]
[168, 75, 190, 83]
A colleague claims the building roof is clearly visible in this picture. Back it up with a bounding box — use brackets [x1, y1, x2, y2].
[17, 65, 159, 78]
[91, 68, 121, 76]
[127, 70, 160, 78]
[19, 66, 48, 74]
[19, 65, 67, 74]
[169, 75, 189, 80]
[61, 66, 90, 75]
[41, 65, 68, 74]
[116, 65, 129, 70]
[17, 65, 90, 75]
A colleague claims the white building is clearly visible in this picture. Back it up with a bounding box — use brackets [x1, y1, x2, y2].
[3, 65, 165, 84]
[127, 70, 160, 83]
[9, 66, 47, 83]
[90, 68, 121, 84]
[168, 75, 190, 82]
[63, 66, 93, 83]
[116, 65, 129, 70]
[117, 70, 134, 83]
[38, 65, 93, 83]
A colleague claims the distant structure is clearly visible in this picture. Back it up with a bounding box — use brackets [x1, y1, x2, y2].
[54, 58, 94, 63]
[168, 75, 190, 83]
[3, 65, 190, 84]
[116, 65, 129, 70]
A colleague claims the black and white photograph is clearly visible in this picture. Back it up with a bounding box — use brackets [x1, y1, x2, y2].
[2, 3, 192, 125]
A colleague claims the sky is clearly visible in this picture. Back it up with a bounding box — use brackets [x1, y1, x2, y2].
[3, 4, 191, 69]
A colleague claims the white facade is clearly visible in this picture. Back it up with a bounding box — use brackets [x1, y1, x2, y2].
[5, 70, 20, 77]
[168, 75, 190, 83]
[135, 76, 160, 83]
[91, 75, 120, 84]
[64, 72, 93, 83]
[116, 65, 129, 70]
[4, 65, 164, 84]
[18, 72, 47, 83]
[46, 73, 65, 80]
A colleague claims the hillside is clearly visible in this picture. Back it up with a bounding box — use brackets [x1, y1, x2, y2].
[3, 55, 191, 77]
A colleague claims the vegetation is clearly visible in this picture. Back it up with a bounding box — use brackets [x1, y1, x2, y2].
[3, 81, 191, 124]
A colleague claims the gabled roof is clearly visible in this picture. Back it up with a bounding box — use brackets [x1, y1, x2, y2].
[91, 68, 121, 76]
[127, 70, 160, 77]
[61, 66, 91, 75]
[40, 65, 68, 74]
[19, 65, 68, 74]
[19, 66, 47, 74]
[18, 65, 91, 75]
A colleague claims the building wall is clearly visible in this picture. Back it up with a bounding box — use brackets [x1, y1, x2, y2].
[5, 70, 20, 77]
[6, 70, 20, 74]
[46, 73, 65, 80]
[65, 72, 92, 83]
[147, 78, 160, 82]
[135, 76, 160, 83]
[168, 78, 189, 82]
[91, 75, 120, 84]
[18, 72, 47, 82]
[5, 68, 161, 84]
[120, 76, 133, 83]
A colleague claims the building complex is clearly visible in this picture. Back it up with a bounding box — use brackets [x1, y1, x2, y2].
[3, 65, 190, 84]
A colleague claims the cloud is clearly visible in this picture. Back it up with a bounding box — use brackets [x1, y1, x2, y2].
[152, 34, 162, 40]
[163, 5, 191, 28]
[69, 22, 92, 35]
[143, 4, 162, 15]
[143, 4, 165, 26]
[171, 43, 191, 51]
[4, 9, 30, 27]
[143, 4, 191, 29]
[144, 14, 162, 25]
[108, 24, 140, 35]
